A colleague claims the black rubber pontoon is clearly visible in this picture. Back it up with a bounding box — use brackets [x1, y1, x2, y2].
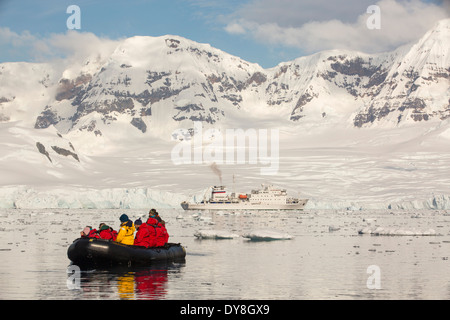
[67, 238, 186, 268]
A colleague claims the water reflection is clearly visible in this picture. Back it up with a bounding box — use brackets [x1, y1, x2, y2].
[4, 208, 450, 299]
[73, 262, 185, 299]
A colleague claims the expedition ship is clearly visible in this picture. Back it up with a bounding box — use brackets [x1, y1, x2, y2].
[181, 185, 308, 210]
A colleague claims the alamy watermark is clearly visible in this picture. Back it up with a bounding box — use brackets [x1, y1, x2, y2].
[366, 265, 381, 289]
[67, 265, 81, 290]
[66, 5, 81, 30]
[366, 5, 381, 30]
[171, 122, 279, 175]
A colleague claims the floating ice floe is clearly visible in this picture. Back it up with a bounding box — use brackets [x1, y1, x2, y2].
[194, 230, 240, 240]
[242, 229, 293, 241]
[358, 227, 437, 236]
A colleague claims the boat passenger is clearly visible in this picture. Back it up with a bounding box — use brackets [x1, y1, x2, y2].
[81, 226, 100, 238]
[146, 209, 159, 225]
[98, 223, 116, 240]
[149, 208, 162, 223]
[155, 220, 169, 247]
[134, 218, 155, 248]
[147, 223, 158, 247]
[115, 214, 135, 245]
[80, 226, 92, 237]
[89, 228, 100, 238]
[146, 209, 169, 246]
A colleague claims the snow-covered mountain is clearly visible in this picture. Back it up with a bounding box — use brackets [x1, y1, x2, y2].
[0, 19, 448, 210]
[2, 19, 448, 138]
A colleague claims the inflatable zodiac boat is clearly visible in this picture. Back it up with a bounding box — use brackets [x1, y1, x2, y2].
[67, 238, 186, 268]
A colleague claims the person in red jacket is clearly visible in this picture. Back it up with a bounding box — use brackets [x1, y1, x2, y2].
[146, 209, 170, 246]
[154, 224, 164, 247]
[98, 224, 116, 240]
[153, 220, 170, 247]
[159, 220, 169, 245]
[89, 228, 100, 238]
[134, 219, 153, 248]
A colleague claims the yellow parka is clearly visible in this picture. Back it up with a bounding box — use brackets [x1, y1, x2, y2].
[116, 221, 135, 245]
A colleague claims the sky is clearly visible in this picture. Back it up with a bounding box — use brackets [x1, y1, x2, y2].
[0, 0, 448, 68]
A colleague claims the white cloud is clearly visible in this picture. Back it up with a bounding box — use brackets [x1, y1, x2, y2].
[224, 22, 247, 34]
[0, 27, 122, 73]
[0, 27, 46, 57]
[224, 0, 449, 54]
[233, 0, 376, 26]
[46, 31, 122, 62]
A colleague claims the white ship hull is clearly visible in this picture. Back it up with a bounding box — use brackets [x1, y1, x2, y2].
[181, 184, 308, 211]
[181, 199, 308, 211]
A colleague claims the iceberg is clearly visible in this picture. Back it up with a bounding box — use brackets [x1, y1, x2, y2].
[242, 229, 293, 241]
[194, 230, 240, 240]
[358, 227, 437, 236]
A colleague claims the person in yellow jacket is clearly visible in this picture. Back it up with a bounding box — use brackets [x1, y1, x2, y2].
[116, 214, 135, 245]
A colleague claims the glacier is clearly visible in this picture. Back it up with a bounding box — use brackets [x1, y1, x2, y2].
[0, 185, 186, 209]
[0, 185, 448, 210]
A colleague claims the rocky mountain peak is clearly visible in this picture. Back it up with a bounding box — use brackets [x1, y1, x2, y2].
[0, 19, 448, 141]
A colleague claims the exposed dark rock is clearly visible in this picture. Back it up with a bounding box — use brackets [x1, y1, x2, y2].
[330, 57, 379, 77]
[71, 97, 134, 125]
[0, 97, 11, 104]
[354, 103, 393, 127]
[147, 85, 190, 104]
[35, 108, 58, 129]
[398, 98, 430, 122]
[290, 91, 317, 121]
[398, 98, 426, 112]
[174, 104, 203, 112]
[51, 146, 79, 162]
[140, 107, 152, 117]
[36, 142, 52, 163]
[319, 71, 338, 81]
[247, 72, 267, 86]
[290, 114, 304, 121]
[366, 71, 388, 88]
[273, 65, 289, 79]
[123, 75, 132, 87]
[130, 117, 147, 133]
[79, 120, 97, 132]
[188, 47, 220, 62]
[165, 38, 180, 48]
[201, 82, 218, 102]
[146, 71, 171, 86]
[411, 113, 429, 121]
[221, 94, 242, 106]
[55, 74, 92, 101]
[439, 103, 450, 120]
[430, 67, 449, 79]
[172, 104, 223, 124]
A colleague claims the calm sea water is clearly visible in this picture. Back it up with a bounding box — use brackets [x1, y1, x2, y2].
[1, 208, 450, 300]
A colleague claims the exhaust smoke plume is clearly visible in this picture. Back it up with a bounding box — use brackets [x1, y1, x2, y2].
[209, 162, 222, 185]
